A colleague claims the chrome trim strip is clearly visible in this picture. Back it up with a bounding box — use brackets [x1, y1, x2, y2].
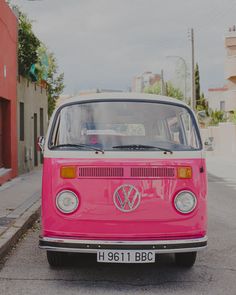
[40, 245, 207, 254]
[40, 235, 207, 246]
[39, 236, 207, 254]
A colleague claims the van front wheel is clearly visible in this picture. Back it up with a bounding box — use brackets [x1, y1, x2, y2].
[47, 251, 66, 267]
[175, 252, 197, 267]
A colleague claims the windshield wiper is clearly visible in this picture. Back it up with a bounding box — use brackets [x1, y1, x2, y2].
[112, 144, 173, 154]
[51, 144, 104, 153]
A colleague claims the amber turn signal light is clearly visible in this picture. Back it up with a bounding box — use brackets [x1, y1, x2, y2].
[60, 166, 77, 179]
[177, 167, 192, 179]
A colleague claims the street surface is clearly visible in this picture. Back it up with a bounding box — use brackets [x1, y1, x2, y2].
[0, 174, 236, 295]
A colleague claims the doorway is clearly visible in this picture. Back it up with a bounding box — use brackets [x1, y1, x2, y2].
[33, 113, 38, 166]
[0, 100, 3, 168]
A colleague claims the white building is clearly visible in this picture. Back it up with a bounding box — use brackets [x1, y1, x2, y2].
[132, 71, 161, 93]
[207, 26, 236, 112]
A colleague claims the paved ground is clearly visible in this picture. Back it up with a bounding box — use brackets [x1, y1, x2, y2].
[206, 154, 236, 189]
[0, 174, 235, 295]
[0, 169, 41, 260]
[0, 169, 41, 218]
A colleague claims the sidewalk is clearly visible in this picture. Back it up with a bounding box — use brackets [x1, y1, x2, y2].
[0, 169, 41, 260]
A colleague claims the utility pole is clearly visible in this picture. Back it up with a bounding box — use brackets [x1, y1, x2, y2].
[190, 28, 196, 110]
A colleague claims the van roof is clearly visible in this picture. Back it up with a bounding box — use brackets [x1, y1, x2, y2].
[58, 92, 190, 108]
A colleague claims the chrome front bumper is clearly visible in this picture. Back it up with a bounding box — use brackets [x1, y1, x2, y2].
[39, 236, 207, 254]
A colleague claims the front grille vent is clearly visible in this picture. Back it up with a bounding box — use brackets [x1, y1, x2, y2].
[78, 167, 124, 178]
[131, 167, 175, 178]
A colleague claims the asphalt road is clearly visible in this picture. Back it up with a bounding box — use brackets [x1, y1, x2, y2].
[0, 174, 236, 295]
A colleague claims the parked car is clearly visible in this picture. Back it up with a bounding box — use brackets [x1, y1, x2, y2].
[39, 92, 207, 267]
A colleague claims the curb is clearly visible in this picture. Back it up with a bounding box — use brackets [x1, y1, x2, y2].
[0, 200, 41, 261]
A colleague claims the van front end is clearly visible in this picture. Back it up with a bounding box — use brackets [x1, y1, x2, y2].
[39, 93, 207, 267]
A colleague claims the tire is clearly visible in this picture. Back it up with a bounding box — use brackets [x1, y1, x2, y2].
[46, 251, 67, 267]
[175, 252, 197, 267]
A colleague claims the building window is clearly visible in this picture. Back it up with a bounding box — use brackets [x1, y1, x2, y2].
[19, 102, 24, 141]
[34, 113, 38, 166]
[220, 101, 225, 111]
[40, 108, 44, 136]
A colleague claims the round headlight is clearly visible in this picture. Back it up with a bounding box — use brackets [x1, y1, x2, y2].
[174, 191, 197, 214]
[56, 190, 79, 214]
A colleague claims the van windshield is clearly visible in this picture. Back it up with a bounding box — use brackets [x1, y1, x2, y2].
[49, 101, 201, 151]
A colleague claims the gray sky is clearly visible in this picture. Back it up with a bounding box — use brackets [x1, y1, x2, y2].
[11, 0, 236, 95]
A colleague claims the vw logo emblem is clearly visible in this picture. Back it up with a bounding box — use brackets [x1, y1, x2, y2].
[113, 184, 141, 213]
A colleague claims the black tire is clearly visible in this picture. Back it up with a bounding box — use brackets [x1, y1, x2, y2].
[46, 251, 67, 267]
[175, 252, 197, 267]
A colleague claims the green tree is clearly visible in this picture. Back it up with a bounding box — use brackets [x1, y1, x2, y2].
[209, 109, 227, 126]
[33, 44, 50, 82]
[195, 63, 201, 106]
[16, 7, 64, 117]
[165, 81, 184, 100]
[229, 110, 236, 124]
[18, 12, 40, 77]
[144, 82, 161, 95]
[47, 53, 64, 117]
[145, 81, 183, 100]
[194, 64, 209, 113]
[196, 93, 208, 112]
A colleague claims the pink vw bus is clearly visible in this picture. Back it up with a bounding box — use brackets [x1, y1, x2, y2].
[39, 93, 207, 267]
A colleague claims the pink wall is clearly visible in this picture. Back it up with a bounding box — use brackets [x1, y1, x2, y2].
[0, 0, 18, 182]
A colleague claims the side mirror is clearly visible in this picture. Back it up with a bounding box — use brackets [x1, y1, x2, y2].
[38, 136, 45, 152]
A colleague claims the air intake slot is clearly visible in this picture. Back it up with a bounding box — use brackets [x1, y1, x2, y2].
[78, 167, 124, 178]
[131, 167, 175, 178]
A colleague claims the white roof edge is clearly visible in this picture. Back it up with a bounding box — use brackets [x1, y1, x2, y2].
[57, 92, 190, 108]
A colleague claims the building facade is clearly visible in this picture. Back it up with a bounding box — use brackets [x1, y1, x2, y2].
[0, 1, 18, 185]
[208, 87, 228, 111]
[17, 76, 48, 174]
[132, 72, 161, 93]
[208, 26, 236, 112]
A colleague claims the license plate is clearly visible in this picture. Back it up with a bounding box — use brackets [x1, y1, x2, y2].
[97, 250, 155, 263]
